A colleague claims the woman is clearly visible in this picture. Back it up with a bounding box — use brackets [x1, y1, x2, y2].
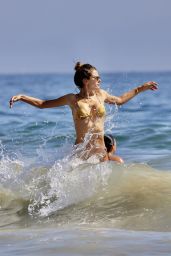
[9, 62, 158, 161]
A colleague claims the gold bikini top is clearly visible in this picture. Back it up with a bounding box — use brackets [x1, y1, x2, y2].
[76, 99, 106, 119]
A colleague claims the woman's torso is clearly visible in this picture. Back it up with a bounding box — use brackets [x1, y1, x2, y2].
[69, 90, 107, 159]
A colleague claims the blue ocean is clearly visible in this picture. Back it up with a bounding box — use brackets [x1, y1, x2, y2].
[0, 72, 171, 255]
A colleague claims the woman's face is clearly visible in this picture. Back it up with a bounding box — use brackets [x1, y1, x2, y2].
[84, 69, 101, 91]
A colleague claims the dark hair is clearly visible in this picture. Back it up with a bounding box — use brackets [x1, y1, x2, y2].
[104, 134, 116, 153]
[74, 62, 96, 89]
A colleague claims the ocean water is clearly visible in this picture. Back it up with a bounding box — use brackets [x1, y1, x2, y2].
[0, 71, 171, 255]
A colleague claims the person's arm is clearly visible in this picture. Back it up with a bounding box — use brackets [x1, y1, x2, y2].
[9, 94, 74, 109]
[102, 81, 158, 105]
[109, 154, 124, 164]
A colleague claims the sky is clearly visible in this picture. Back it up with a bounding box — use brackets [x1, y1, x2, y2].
[0, 0, 171, 73]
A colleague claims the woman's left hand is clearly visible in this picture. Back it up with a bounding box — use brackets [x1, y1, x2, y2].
[143, 81, 158, 91]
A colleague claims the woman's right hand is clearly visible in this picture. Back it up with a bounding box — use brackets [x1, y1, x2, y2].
[9, 95, 21, 108]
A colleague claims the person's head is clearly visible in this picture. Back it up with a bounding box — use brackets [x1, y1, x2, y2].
[74, 62, 101, 91]
[104, 134, 116, 153]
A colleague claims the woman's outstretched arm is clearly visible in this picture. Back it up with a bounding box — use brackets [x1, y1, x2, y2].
[102, 81, 158, 105]
[9, 94, 74, 109]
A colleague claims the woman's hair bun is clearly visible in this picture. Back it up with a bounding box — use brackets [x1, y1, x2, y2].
[74, 61, 83, 71]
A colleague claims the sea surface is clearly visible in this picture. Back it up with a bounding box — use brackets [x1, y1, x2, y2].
[0, 71, 171, 255]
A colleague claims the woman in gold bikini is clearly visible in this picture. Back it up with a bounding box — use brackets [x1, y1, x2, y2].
[9, 62, 158, 161]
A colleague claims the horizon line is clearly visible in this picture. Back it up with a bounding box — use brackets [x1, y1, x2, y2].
[0, 69, 171, 76]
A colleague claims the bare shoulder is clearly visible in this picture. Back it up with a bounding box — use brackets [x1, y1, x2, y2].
[100, 89, 122, 105]
[99, 89, 115, 103]
[66, 93, 77, 106]
[67, 93, 76, 100]
[99, 89, 108, 100]
[109, 154, 124, 164]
